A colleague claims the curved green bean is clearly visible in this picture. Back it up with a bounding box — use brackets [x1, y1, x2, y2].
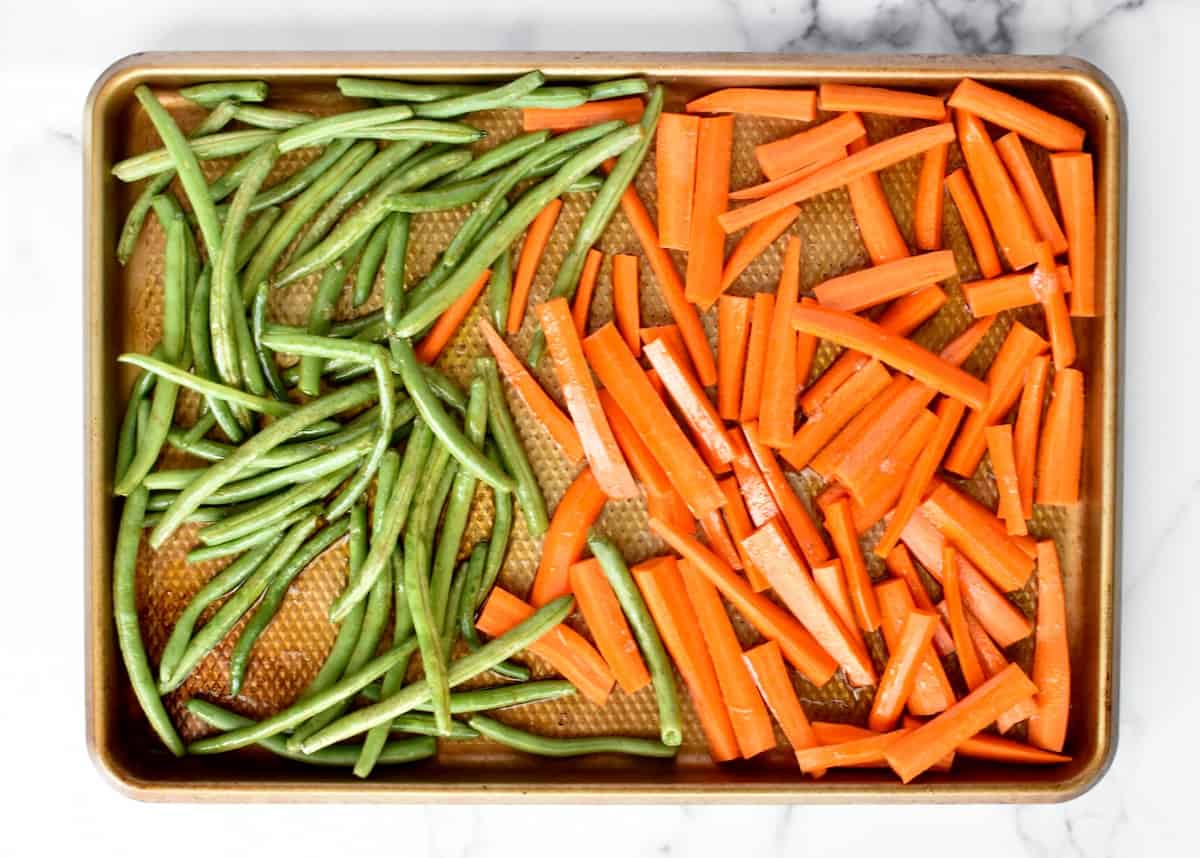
[486, 246, 514, 333]
[198, 464, 352, 546]
[467, 715, 676, 758]
[232, 105, 313, 129]
[389, 714, 478, 740]
[189, 270, 249, 438]
[413, 70, 544, 119]
[566, 174, 603, 193]
[112, 129, 278, 183]
[587, 78, 649, 100]
[235, 206, 282, 268]
[180, 410, 218, 446]
[385, 173, 500, 213]
[246, 139, 354, 214]
[184, 507, 310, 563]
[277, 105, 414, 153]
[336, 78, 478, 102]
[114, 348, 161, 487]
[445, 130, 550, 183]
[478, 356, 547, 537]
[513, 86, 589, 109]
[382, 212, 410, 331]
[341, 120, 484, 144]
[479, 451, 513, 606]
[142, 506, 229, 527]
[353, 215, 391, 307]
[252, 282, 288, 399]
[331, 309, 385, 338]
[180, 80, 268, 106]
[362, 678, 574, 712]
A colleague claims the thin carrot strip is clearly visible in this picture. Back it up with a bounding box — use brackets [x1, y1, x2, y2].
[743, 641, 819, 756]
[810, 375, 907, 478]
[717, 296, 752, 420]
[684, 115, 735, 310]
[729, 147, 846, 201]
[811, 560, 857, 638]
[884, 548, 955, 658]
[876, 579, 956, 716]
[847, 408, 938, 533]
[522, 96, 644, 132]
[1035, 368, 1085, 505]
[795, 298, 818, 390]
[755, 112, 866, 180]
[640, 324, 693, 373]
[742, 423, 831, 566]
[1014, 354, 1051, 519]
[808, 723, 957, 772]
[700, 507, 743, 571]
[796, 729, 909, 775]
[783, 359, 892, 470]
[507, 198, 563, 334]
[610, 253, 641, 356]
[726, 429, 780, 527]
[962, 265, 1073, 316]
[922, 480, 1034, 593]
[644, 338, 734, 465]
[869, 609, 939, 732]
[529, 467, 608, 606]
[914, 143, 949, 251]
[940, 315, 997, 368]
[995, 133, 1068, 255]
[942, 544, 986, 691]
[739, 292, 774, 424]
[824, 495, 881, 633]
[571, 248, 603, 336]
[818, 83, 947, 120]
[985, 424, 1027, 536]
[719, 205, 800, 289]
[948, 79, 1085, 152]
[1028, 540, 1071, 752]
[945, 168, 1003, 278]
[759, 236, 803, 447]
[1050, 152, 1097, 317]
[813, 250, 958, 314]
[718, 477, 770, 591]
[656, 113, 700, 250]
[1032, 241, 1075, 370]
[832, 381, 937, 502]
[415, 269, 490, 364]
[941, 603, 1038, 732]
[568, 558, 651, 694]
[687, 88, 817, 121]
[846, 135, 909, 266]
[900, 716, 1070, 765]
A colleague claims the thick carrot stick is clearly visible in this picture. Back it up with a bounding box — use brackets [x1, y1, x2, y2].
[611, 253, 641, 356]
[415, 269, 490, 364]
[995, 133, 1068, 254]
[726, 428, 780, 527]
[824, 495, 881, 633]
[876, 579, 956, 716]
[941, 603, 1038, 733]
[783, 359, 892, 471]
[700, 507, 743, 570]
[811, 375, 908, 478]
[718, 477, 770, 591]
[869, 609, 939, 732]
[811, 560, 858, 636]
[1036, 368, 1085, 505]
[985, 424, 1027, 536]
[884, 547, 955, 658]
[846, 136, 909, 266]
[568, 558, 651, 694]
[819, 83, 947, 120]
[1032, 242, 1075, 370]
[478, 319, 585, 463]
[720, 205, 800, 289]
[945, 168, 1002, 278]
[742, 422, 831, 566]
[922, 480, 1034, 593]
[759, 236, 803, 447]
[507, 198, 563, 334]
[720, 123, 957, 233]
[656, 113, 700, 251]
[795, 298, 819, 390]
[684, 115, 735, 309]
[847, 408, 939, 533]
[529, 467, 609, 606]
[717, 295, 752, 420]
[477, 588, 615, 706]
[681, 561, 778, 758]
[522, 96, 645, 132]
[755, 112, 866, 180]
[538, 299, 637, 500]
[1014, 354, 1051, 519]
[790, 304, 989, 409]
[901, 715, 1069, 764]
[584, 324, 724, 517]
[1051, 152, 1096, 317]
[914, 143, 949, 251]
[743, 641, 819, 756]
[813, 250, 958, 314]
[571, 248, 603, 336]
[797, 729, 910, 775]
[1028, 540, 1071, 752]
[962, 265, 1073, 316]
[739, 292, 774, 424]
[942, 544, 986, 691]
[644, 338, 734, 465]
[832, 381, 938, 502]
[948, 79, 1085, 152]
[688, 87, 817, 121]
[649, 516, 839, 685]
[728, 147, 846, 201]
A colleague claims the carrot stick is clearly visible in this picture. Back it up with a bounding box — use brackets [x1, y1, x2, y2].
[632, 556, 740, 762]
[649, 516, 839, 685]
[739, 292, 774, 424]
[681, 560, 778, 758]
[644, 338, 734, 465]
[810, 375, 907, 478]
[606, 252, 641, 357]
[529, 467, 609, 606]
[819, 83, 947, 121]
[901, 715, 1070, 765]
[940, 603, 1038, 733]
[656, 113, 700, 251]
[1036, 367, 1085, 505]
[718, 477, 770, 591]
[478, 318, 585, 464]
[884, 548, 955, 659]
[759, 236, 803, 447]
[522, 96, 645, 132]
[847, 408, 938, 533]
[537, 298, 637, 500]
[415, 269, 490, 364]
[1014, 354, 1051, 519]
[726, 429, 780, 527]
[869, 609, 939, 732]
[568, 558, 652, 694]
[985, 424, 1027, 536]
[742, 422, 831, 566]
[940, 316, 998, 369]
[584, 324, 725, 517]
[477, 587, 615, 706]
[995, 133, 1068, 255]
[783, 359, 892, 470]
[505, 198, 563, 334]
[684, 115, 735, 309]
[717, 295, 752, 420]
[688, 88, 817, 121]
[875, 579, 956, 716]
[640, 324, 693, 372]
[719, 205, 800, 289]
[942, 544, 986, 691]
[720, 123, 957, 233]
[962, 265, 1073, 316]
[742, 519, 876, 687]
[808, 560, 854, 634]
[832, 381, 938, 502]
[944, 321, 1049, 476]
[755, 112, 866, 180]
[728, 147, 846, 201]
[796, 729, 910, 775]
[795, 298, 819, 390]
[955, 110, 1040, 271]
[914, 143, 949, 251]
[790, 304, 989, 409]
[571, 248, 603, 336]
[1032, 241, 1075, 370]
[944, 168, 1002, 279]
[743, 641, 819, 757]
[700, 507, 743, 571]
[1051, 152, 1096, 317]
[824, 495, 881, 633]
[614, 181, 718, 384]
[845, 135, 909, 266]
[811, 722, 955, 775]
[922, 480, 1034, 593]
[813, 250, 958, 313]
[1028, 541, 1071, 752]
[948, 79, 1085, 152]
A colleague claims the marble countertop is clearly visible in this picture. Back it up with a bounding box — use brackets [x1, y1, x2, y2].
[2, 0, 1194, 854]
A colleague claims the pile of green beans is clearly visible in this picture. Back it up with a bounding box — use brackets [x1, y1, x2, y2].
[110, 73, 691, 774]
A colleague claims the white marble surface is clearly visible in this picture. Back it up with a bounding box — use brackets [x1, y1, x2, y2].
[1, 0, 1195, 854]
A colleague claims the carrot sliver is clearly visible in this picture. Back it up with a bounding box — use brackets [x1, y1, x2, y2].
[743, 640, 819, 754]
[739, 292, 774, 424]
[717, 296, 752, 420]
[876, 579, 956, 717]
[606, 253, 642, 357]
[1028, 540, 1071, 752]
[644, 338, 734, 465]
[962, 265, 1073, 316]
[687, 88, 817, 121]
[985, 424, 1027, 536]
[656, 113, 700, 250]
[507, 198, 562, 334]
[948, 79, 1085, 152]
[1036, 367, 1085, 505]
[943, 545, 986, 691]
[813, 250, 958, 314]
[571, 249, 604, 336]
[832, 381, 937, 503]
[726, 429, 780, 527]
[914, 143, 949, 251]
[824, 496, 881, 633]
[729, 147, 846, 201]
[720, 205, 800, 289]
[847, 408, 938, 533]
[1050, 152, 1097, 317]
[742, 423, 831, 566]
[869, 609, 939, 732]
[885, 549, 956, 658]
[810, 375, 906, 478]
[940, 315, 997, 368]
[809, 723, 958, 772]
[795, 299, 819, 390]
[569, 559, 651, 694]
[477, 588, 615, 706]
[640, 324, 693, 374]
[942, 603, 1038, 733]
[755, 112, 866, 180]
[922, 481, 1034, 593]
[684, 115, 735, 310]
[1032, 241, 1075, 370]
[415, 269, 490, 364]
[522, 97, 644, 132]
[945, 168, 1002, 279]
[1014, 354, 1051, 519]
[811, 560, 858, 638]
[529, 467, 608, 606]
[845, 135, 909, 266]
[901, 716, 1070, 765]
[995, 133, 1068, 255]
[718, 477, 770, 591]
[759, 236, 803, 448]
[783, 358, 892, 471]
[818, 83, 947, 120]
[796, 729, 909, 775]
[700, 508, 743, 571]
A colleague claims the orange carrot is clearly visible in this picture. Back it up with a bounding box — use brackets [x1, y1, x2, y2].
[995, 133, 1069, 255]
[644, 338, 734, 466]
[945, 168, 1003, 278]
[914, 143, 949, 251]
[739, 292, 774, 424]
[1014, 354, 1051, 519]
[720, 123, 957, 234]
[684, 115, 735, 309]
[718, 477, 770, 591]
[819, 83, 947, 120]
[568, 558, 651, 694]
[656, 113, 700, 251]
[584, 323, 724, 517]
[719, 205, 800, 289]
[477, 319, 585, 464]
[876, 579, 956, 717]
[640, 324, 693, 372]
[985, 424, 1027, 536]
[649, 516, 839, 685]
[477, 587, 615, 706]
[537, 298, 637, 500]
[795, 298, 819, 390]
[1051, 152, 1097, 317]
[922, 480, 1034, 593]
[884, 555, 956, 660]
[810, 375, 907, 478]
[415, 269, 490, 364]
[942, 544, 986, 691]
[824, 495, 881, 633]
[869, 609, 939, 732]
[1036, 368, 1085, 505]
[1032, 241, 1075, 370]
[796, 729, 910, 775]
[729, 147, 846, 201]
[831, 380, 939, 502]
[813, 250, 957, 313]
[948, 79, 1085, 152]
[571, 249, 603, 336]
[961, 265, 1073, 316]
[943, 604, 1038, 733]
[717, 295, 752, 420]
[607, 253, 641, 357]
[522, 96, 645, 132]
[633, 556, 740, 762]
[939, 315, 997, 368]
[687, 88, 817, 121]
[901, 715, 1070, 764]
[783, 358, 892, 471]
[790, 304, 989, 409]
[726, 429, 780, 527]
[811, 723, 956, 775]
[700, 507, 743, 571]
[743, 641, 819, 756]
[845, 135, 909, 266]
[847, 408, 939, 533]
[742, 422, 831, 566]
[742, 519, 876, 687]
[529, 467, 608, 606]
[1028, 541, 1071, 752]
[681, 560, 778, 758]
[755, 112, 866, 180]
[506, 198, 562, 334]
[759, 236, 803, 448]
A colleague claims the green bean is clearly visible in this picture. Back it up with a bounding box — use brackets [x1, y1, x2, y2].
[184, 508, 311, 563]
[485, 246, 515, 333]
[181, 411, 218, 446]
[467, 715, 676, 758]
[479, 453, 513, 606]
[525, 148, 572, 178]
[229, 517, 351, 694]
[340, 120, 484, 144]
[276, 105, 413, 153]
[189, 436, 373, 508]
[186, 700, 435, 766]
[566, 174, 604, 193]
[180, 80, 268, 107]
[235, 206, 282, 268]
[112, 128, 278, 183]
[299, 595, 573, 753]
[112, 486, 185, 755]
[189, 270, 249, 438]
[455, 542, 528, 682]
[246, 139, 355, 214]
[432, 459, 460, 525]
[332, 309, 385, 338]
[478, 356, 548, 537]
[142, 506, 229, 527]
[386, 173, 500, 213]
[445, 131, 551, 183]
[353, 215, 391, 307]
[252, 282, 288, 400]
[513, 86, 589, 109]
[232, 105, 313, 129]
[382, 211, 410, 330]
[198, 465, 353, 547]
[588, 78, 649, 100]
[390, 714, 478, 740]
[207, 148, 273, 204]
[299, 260, 349, 396]
[363, 678, 574, 712]
[336, 78, 478, 102]
[113, 350, 161, 486]
[414, 70, 544, 119]
[441, 563, 469, 663]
